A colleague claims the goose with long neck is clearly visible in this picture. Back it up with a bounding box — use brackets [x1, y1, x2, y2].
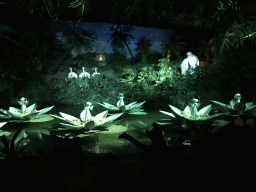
[92, 67, 100, 77]
[79, 67, 90, 78]
[68, 68, 78, 78]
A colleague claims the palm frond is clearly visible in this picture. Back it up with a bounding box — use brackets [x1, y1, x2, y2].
[69, 0, 91, 21]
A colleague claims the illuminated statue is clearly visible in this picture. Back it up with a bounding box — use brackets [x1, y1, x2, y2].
[79, 67, 90, 78]
[92, 67, 101, 77]
[68, 68, 78, 78]
[180, 52, 199, 76]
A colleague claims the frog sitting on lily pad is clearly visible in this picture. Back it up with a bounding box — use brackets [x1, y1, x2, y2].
[0, 97, 54, 123]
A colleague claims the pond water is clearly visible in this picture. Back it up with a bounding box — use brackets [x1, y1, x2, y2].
[1, 104, 171, 156]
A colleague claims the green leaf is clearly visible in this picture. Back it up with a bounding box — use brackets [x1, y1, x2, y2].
[43, 0, 54, 15]
[240, 33, 244, 44]
[69, 0, 84, 8]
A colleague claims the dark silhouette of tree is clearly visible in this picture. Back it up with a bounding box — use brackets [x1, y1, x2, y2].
[134, 36, 152, 64]
[50, 20, 96, 74]
[21, 19, 61, 72]
[161, 35, 186, 60]
[2, 0, 255, 53]
[55, 20, 96, 55]
[194, 38, 216, 63]
[107, 24, 135, 63]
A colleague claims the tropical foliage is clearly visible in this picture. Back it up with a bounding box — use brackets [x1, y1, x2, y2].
[65, 0, 256, 53]
[1, 0, 255, 54]
[55, 20, 97, 54]
[186, 0, 256, 52]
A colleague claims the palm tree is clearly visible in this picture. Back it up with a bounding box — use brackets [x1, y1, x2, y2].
[134, 36, 152, 63]
[60, 21, 96, 53]
[49, 20, 97, 74]
[107, 24, 135, 63]
[3, 0, 255, 57]
[161, 35, 186, 60]
[194, 38, 216, 64]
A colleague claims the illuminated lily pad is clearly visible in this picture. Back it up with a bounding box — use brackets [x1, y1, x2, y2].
[26, 114, 54, 122]
[100, 124, 128, 134]
[0, 131, 12, 137]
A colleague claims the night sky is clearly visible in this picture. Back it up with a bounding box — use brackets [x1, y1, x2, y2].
[55, 20, 176, 58]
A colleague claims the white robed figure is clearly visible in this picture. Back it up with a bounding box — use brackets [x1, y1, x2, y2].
[180, 52, 199, 76]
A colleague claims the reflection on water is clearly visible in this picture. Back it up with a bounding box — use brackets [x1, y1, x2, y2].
[1, 104, 169, 155]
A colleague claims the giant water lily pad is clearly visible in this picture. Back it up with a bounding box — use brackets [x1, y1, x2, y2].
[27, 114, 54, 122]
[8, 114, 54, 123]
[100, 124, 128, 134]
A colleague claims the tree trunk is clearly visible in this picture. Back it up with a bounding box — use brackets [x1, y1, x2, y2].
[141, 53, 147, 63]
[173, 49, 180, 60]
[122, 38, 134, 65]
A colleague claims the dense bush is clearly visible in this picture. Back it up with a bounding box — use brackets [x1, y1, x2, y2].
[7, 46, 256, 109]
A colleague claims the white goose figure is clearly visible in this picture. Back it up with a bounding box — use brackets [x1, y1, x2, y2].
[79, 67, 90, 78]
[68, 68, 78, 78]
[117, 93, 125, 107]
[92, 67, 100, 77]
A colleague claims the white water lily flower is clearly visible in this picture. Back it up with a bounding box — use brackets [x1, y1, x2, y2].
[50, 103, 123, 130]
[98, 93, 147, 115]
[159, 98, 226, 125]
[211, 93, 256, 114]
[0, 97, 54, 122]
